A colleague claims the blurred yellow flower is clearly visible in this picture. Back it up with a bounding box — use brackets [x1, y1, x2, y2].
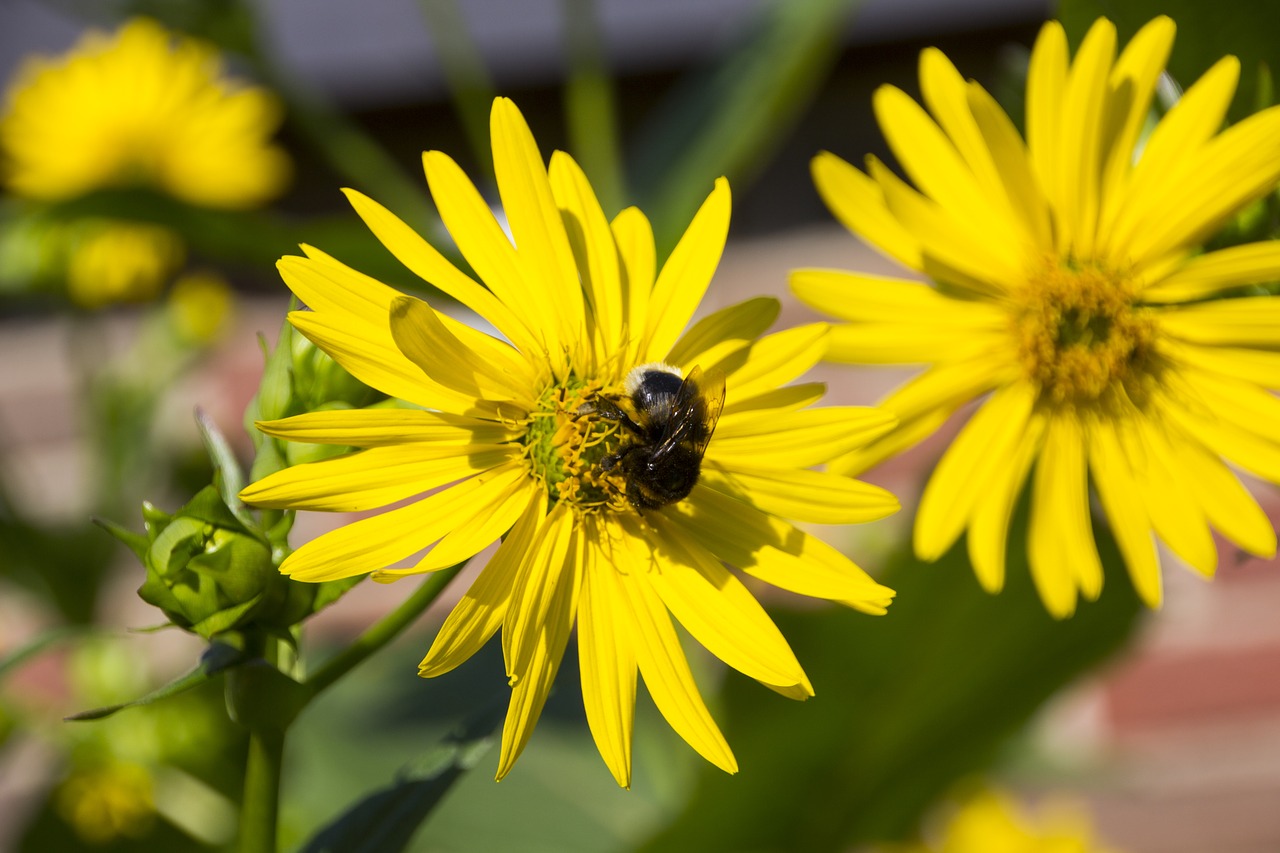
[66, 220, 184, 308]
[794, 16, 1280, 616]
[888, 789, 1119, 853]
[55, 760, 155, 844]
[242, 97, 899, 786]
[0, 17, 289, 208]
[167, 270, 234, 344]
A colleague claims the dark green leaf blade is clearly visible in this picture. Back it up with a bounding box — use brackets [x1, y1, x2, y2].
[296, 700, 503, 853]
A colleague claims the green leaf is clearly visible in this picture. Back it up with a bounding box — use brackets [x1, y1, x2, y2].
[630, 0, 865, 256]
[196, 407, 254, 529]
[638, 510, 1144, 852]
[1058, 0, 1280, 121]
[295, 700, 503, 853]
[66, 640, 246, 721]
[92, 515, 149, 560]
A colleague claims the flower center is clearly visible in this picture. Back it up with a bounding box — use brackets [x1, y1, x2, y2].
[522, 377, 630, 512]
[1012, 259, 1159, 408]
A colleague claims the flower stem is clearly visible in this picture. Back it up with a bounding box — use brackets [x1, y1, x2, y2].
[303, 564, 466, 700]
[240, 727, 285, 853]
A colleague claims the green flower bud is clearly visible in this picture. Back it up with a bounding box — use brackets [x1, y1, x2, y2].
[136, 486, 274, 638]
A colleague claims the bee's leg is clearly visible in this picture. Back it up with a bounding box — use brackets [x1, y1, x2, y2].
[600, 442, 638, 472]
[583, 395, 644, 436]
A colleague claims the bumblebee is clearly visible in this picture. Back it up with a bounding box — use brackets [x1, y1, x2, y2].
[592, 363, 725, 511]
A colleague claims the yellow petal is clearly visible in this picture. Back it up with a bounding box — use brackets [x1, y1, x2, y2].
[792, 269, 1007, 363]
[377, 474, 537, 577]
[277, 461, 528, 582]
[1026, 20, 1068, 229]
[490, 98, 586, 368]
[577, 517, 637, 788]
[287, 309, 475, 414]
[869, 155, 1020, 295]
[875, 82, 1024, 253]
[254, 409, 519, 448]
[240, 443, 516, 512]
[1098, 17, 1175, 226]
[1125, 416, 1218, 577]
[1177, 364, 1280, 442]
[1102, 56, 1240, 263]
[1129, 104, 1280, 265]
[666, 296, 779, 369]
[965, 82, 1053, 250]
[1027, 413, 1102, 618]
[1161, 339, 1280, 390]
[968, 407, 1046, 593]
[642, 177, 732, 361]
[720, 382, 825, 419]
[610, 206, 655, 365]
[1089, 423, 1162, 607]
[701, 463, 899, 525]
[612, 516, 737, 774]
[709, 323, 828, 400]
[1157, 295, 1280, 347]
[646, 514, 811, 693]
[1145, 241, 1280, 302]
[671, 486, 895, 613]
[1055, 17, 1115, 256]
[341, 187, 541, 356]
[423, 147, 559, 362]
[710, 405, 897, 468]
[388, 295, 533, 405]
[811, 151, 923, 271]
[915, 381, 1037, 561]
[876, 353, 1016, 425]
[1167, 396, 1280, 483]
[549, 151, 624, 367]
[496, 516, 581, 781]
[833, 404, 953, 478]
[502, 500, 575, 681]
[1166, 421, 1277, 558]
[419, 489, 545, 677]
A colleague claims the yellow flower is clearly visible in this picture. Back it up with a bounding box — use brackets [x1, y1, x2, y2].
[793, 16, 1280, 616]
[889, 789, 1119, 853]
[56, 760, 155, 844]
[241, 97, 899, 785]
[0, 18, 289, 208]
[167, 271, 234, 344]
[66, 220, 185, 308]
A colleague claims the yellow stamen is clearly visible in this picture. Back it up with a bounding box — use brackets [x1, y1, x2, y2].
[522, 378, 630, 512]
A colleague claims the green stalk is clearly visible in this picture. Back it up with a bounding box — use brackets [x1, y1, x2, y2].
[304, 563, 466, 700]
[239, 727, 286, 853]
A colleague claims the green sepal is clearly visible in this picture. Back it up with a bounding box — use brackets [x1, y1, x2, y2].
[196, 406, 254, 529]
[92, 516, 149, 561]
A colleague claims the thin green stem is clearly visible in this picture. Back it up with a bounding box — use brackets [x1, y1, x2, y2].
[239, 727, 285, 853]
[562, 0, 626, 214]
[303, 563, 465, 700]
[417, 0, 497, 182]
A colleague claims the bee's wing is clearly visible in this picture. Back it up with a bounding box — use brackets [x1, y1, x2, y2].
[652, 365, 726, 461]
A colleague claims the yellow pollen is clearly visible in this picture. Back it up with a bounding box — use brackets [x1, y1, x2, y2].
[522, 378, 630, 512]
[1012, 259, 1159, 408]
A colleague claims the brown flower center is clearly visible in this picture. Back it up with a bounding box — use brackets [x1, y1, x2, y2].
[1012, 259, 1159, 408]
